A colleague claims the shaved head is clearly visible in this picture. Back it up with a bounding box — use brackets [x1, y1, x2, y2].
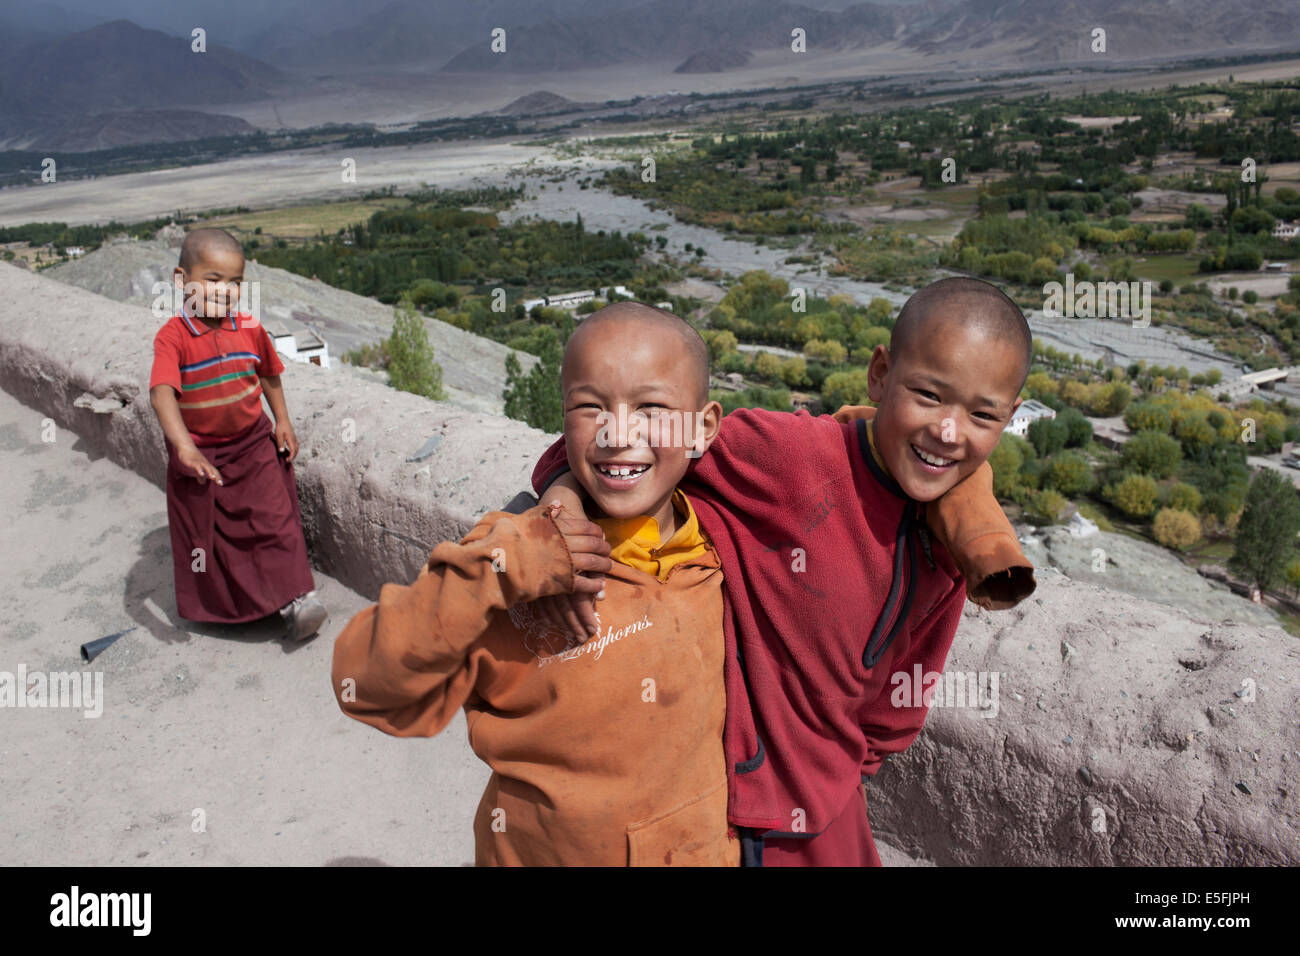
[178, 227, 244, 273]
[891, 277, 1033, 391]
[564, 301, 710, 405]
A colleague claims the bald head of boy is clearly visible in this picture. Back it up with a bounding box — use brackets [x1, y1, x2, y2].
[867, 276, 1030, 502]
[560, 301, 721, 538]
[565, 301, 712, 405]
[173, 228, 245, 324]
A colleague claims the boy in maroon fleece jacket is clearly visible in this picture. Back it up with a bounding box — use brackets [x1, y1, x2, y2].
[530, 278, 1035, 865]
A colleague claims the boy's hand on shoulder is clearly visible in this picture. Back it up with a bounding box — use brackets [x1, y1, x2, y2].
[537, 500, 610, 642]
[546, 501, 611, 589]
[275, 420, 299, 462]
[177, 445, 223, 485]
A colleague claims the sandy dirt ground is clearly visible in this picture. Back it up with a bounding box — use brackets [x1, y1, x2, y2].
[0, 386, 487, 866]
[1207, 275, 1293, 298]
[0, 383, 925, 867]
[0, 140, 559, 228]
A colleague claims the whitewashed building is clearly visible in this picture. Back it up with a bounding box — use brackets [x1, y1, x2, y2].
[1003, 399, 1056, 437]
[264, 320, 330, 368]
[523, 285, 635, 314]
[546, 290, 596, 309]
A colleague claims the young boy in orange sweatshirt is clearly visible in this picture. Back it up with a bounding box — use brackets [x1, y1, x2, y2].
[331, 304, 738, 866]
[530, 278, 1037, 866]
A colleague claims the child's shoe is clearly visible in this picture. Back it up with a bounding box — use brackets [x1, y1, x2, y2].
[280, 591, 328, 641]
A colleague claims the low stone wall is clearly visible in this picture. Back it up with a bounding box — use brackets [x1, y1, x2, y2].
[0, 261, 552, 599]
[869, 576, 1298, 866]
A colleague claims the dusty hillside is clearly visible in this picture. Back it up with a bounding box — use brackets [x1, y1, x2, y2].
[42, 231, 536, 417]
[1018, 523, 1281, 629]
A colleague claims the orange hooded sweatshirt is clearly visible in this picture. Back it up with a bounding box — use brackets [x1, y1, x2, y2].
[331, 497, 737, 867]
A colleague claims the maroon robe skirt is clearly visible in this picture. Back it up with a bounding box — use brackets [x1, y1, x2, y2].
[165, 413, 315, 624]
[760, 782, 882, 867]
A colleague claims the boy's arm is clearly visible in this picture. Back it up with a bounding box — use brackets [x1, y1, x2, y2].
[149, 385, 222, 485]
[526, 472, 605, 642]
[859, 587, 966, 778]
[331, 505, 606, 737]
[536, 408, 1037, 610]
[533, 437, 572, 497]
[255, 326, 297, 459]
[831, 404, 1036, 610]
[149, 325, 222, 484]
[259, 374, 298, 461]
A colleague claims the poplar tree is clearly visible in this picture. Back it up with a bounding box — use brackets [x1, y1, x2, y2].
[1229, 468, 1300, 591]
[387, 296, 446, 401]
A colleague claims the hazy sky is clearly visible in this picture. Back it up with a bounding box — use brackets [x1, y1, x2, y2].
[4, 0, 931, 41]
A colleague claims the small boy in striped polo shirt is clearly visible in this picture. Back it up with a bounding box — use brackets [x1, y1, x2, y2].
[148, 228, 327, 640]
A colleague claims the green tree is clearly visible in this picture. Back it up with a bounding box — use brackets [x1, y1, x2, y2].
[1164, 482, 1203, 514]
[702, 329, 738, 361]
[1029, 488, 1068, 524]
[865, 297, 893, 324]
[1090, 382, 1131, 416]
[408, 278, 459, 309]
[854, 326, 892, 353]
[822, 367, 873, 408]
[1110, 473, 1159, 518]
[803, 338, 848, 365]
[503, 333, 563, 432]
[1229, 468, 1300, 591]
[1175, 413, 1218, 456]
[713, 385, 791, 414]
[1027, 416, 1069, 457]
[722, 270, 790, 326]
[1153, 508, 1201, 550]
[1057, 406, 1093, 447]
[779, 356, 809, 387]
[1284, 558, 1300, 597]
[1124, 402, 1172, 434]
[1046, 450, 1094, 496]
[988, 434, 1029, 499]
[1122, 430, 1182, 478]
[387, 297, 447, 400]
[755, 352, 783, 380]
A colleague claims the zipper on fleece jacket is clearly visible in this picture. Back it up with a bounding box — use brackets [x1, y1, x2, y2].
[916, 503, 937, 570]
[854, 419, 934, 668]
[862, 504, 917, 667]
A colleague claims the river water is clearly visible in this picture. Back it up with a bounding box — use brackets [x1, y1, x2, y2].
[491, 161, 1246, 378]
[494, 159, 910, 309]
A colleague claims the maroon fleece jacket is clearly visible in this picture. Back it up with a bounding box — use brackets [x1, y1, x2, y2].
[533, 408, 977, 835]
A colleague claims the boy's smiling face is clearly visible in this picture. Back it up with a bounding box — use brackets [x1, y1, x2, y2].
[868, 311, 1024, 503]
[173, 245, 244, 324]
[563, 313, 721, 537]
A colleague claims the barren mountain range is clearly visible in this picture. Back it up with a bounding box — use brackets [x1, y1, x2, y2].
[2, 0, 1299, 150]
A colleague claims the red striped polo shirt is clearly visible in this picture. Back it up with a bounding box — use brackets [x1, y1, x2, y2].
[149, 311, 285, 446]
